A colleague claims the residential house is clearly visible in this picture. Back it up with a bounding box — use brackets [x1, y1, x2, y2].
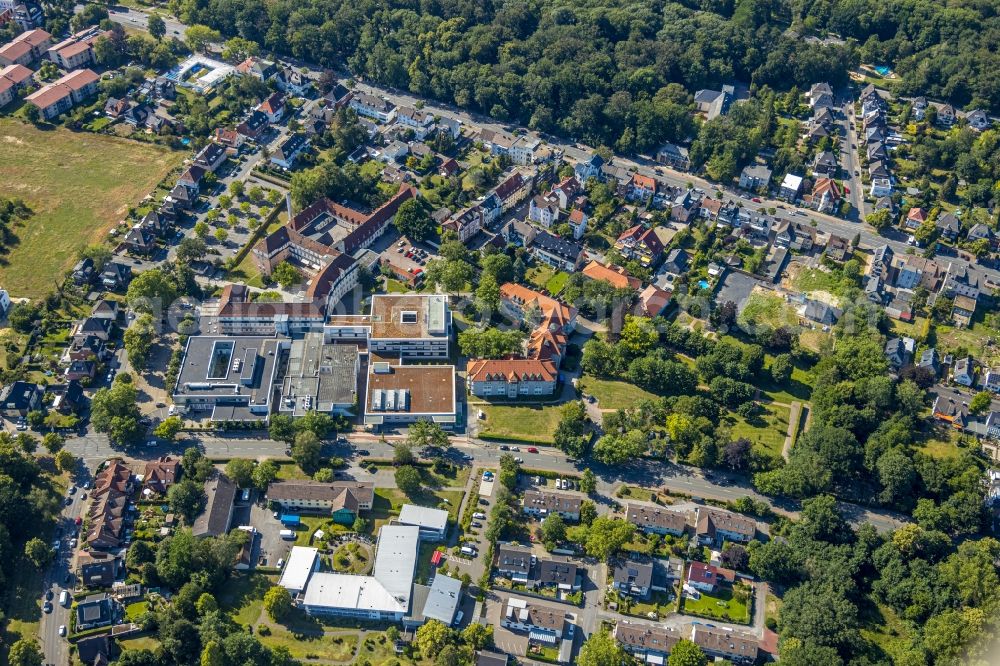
[952, 294, 977, 328]
[803, 299, 841, 326]
[394, 106, 435, 139]
[235, 56, 277, 80]
[912, 96, 928, 120]
[870, 177, 893, 197]
[522, 490, 581, 521]
[893, 255, 941, 291]
[812, 151, 839, 177]
[529, 231, 584, 272]
[271, 133, 310, 169]
[614, 623, 680, 664]
[528, 195, 559, 228]
[691, 625, 758, 664]
[214, 127, 245, 152]
[324, 82, 353, 109]
[191, 473, 237, 538]
[808, 82, 835, 109]
[825, 234, 852, 262]
[739, 165, 771, 191]
[655, 142, 690, 170]
[443, 206, 485, 244]
[194, 141, 228, 173]
[884, 337, 915, 369]
[627, 173, 657, 201]
[693, 86, 732, 120]
[615, 225, 665, 267]
[100, 262, 132, 290]
[495, 543, 534, 584]
[905, 207, 928, 230]
[500, 283, 577, 334]
[566, 208, 587, 240]
[935, 213, 961, 241]
[919, 348, 940, 375]
[476, 651, 509, 666]
[75, 594, 116, 631]
[349, 93, 396, 122]
[78, 551, 119, 588]
[661, 249, 689, 278]
[143, 456, 180, 495]
[984, 368, 1000, 394]
[47, 27, 111, 69]
[276, 66, 311, 96]
[581, 260, 641, 290]
[694, 508, 755, 545]
[937, 104, 956, 126]
[686, 561, 734, 593]
[236, 110, 269, 139]
[64, 359, 95, 382]
[967, 109, 991, 131]
[625, 503, 686, 536]
[0, 62, 32, 106]
[807, 177, 843, 214]
[124, 225, 156, 255]
[534, 557, 579, 592]
[780, 173, 804, 201]
[967, 223, 994, 247]
[612, 558, 653, 599]
[0, 380, 41, 416]
[574, 153, 604, 182]
[499, 597, 566, 644]
[635, 284, 672, 318]
[953, 356, 975, 386]
[71, 257, 94, 286]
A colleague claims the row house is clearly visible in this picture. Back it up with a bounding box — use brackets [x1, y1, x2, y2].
[528, 231, 584, 272]
[522, 490, 581, 521]
[615, 623, 680, 664]
[694, 507, 756, 545]
[48, 27, 111, 69]
[655, 142, 690, 170]
[625, 503, 686, 536]
[612, 558, 654, 599]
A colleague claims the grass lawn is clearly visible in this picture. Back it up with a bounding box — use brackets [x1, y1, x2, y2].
[118, 634, 162, 651]
[125, 601, 150, 621]
[917, 426, 962, 459]
[860, 601, 920, 664]
[726, 403, 791, 458]
[258, 626, 358, 662]
[478, 403, 562, 444]
[681, 584, 752, 624]
[526, 264, 559, 292]
[544, 270, 570, 295]
[737, 291, 799, 331]
[623, 589, 678, 619]
[219, 572, 273, 627]
[759, 354, 814, 403]
[527, 644, 561, 663]
[331, 542, 372, 574]
[580, 374, 658, 410]
[274, 461, 311, 481]
[0, 117, 185, 297]
[615, 485, 658, 503]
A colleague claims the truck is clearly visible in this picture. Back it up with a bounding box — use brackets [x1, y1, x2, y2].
[279, 529, 295, 540]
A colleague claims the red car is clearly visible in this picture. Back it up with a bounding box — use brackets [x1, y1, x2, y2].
[751, 197, 762, 203]
[527, 447, 539, 454]
[75, 517, 82, 525]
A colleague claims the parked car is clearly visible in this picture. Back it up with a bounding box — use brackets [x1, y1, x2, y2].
[527, 447, 539, 453]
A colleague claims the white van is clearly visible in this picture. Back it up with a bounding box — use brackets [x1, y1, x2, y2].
[472, 512, 486, 520]
[279, 529, 295, 540]
[460, 545, 477, 557]
[59, 590, 70, 606]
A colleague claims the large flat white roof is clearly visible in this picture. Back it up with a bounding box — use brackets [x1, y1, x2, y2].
[302, 572, 407, 613]
[278, 546, 318, 593]
[372, 525, 421, 606]
[398, 504, 449, 532]
[422, 573, 462, 624]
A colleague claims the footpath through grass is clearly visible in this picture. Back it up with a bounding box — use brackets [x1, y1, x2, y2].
[0, 118, 185, 297]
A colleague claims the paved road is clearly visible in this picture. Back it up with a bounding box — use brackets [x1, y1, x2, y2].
[39, 472, 88, 666]
[64, 431, 908, 534]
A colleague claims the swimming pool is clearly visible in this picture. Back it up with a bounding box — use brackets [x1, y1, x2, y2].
[698, 280, 710, 290]
[874, 65, 891, 76]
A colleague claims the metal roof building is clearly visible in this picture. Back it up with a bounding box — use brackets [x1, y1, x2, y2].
[278, 546, 319, 594]
[397, 504, 449, 541]
[420, 573, 462, 625]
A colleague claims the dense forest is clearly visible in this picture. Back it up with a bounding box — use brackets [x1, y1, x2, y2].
[165, 0, 998, 151]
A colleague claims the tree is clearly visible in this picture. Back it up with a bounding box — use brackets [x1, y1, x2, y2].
[168, 478, 207, 522]
[127, 268, 177, 312]
[394, 199, 434, 241]
[540, 513, 567, 548]
[124, 313, 156, 371]
[253, 459, 279, 491]
[970, 391, 992, 416]
[415, 620, 454, 659]
[55, 449, 76, 474]
[577, 630, 628, 666]
[42, 432, 64, 454]
[226, 459, 254, 488]
[865, 208, 893, 232]
[263, 585, 292, 621]
[90, 377, 143, 446]
[24, 537, 53, 569]
[475, 272, 501, 314]
[723, 438, 752, 471]
[201, 640, 225, 666]
[296, 410, 336, 439]
[24, 103, 40, 125]
[583, 516, 635, 560]
[185, 24, 222, 53]
[292, 430, 323, 475]
[176, 237, 207, 263]
[213, 228, 228, 244]
[393, 443, 415, 465]
[579, 469, 597, 494]
[457, 327, 524, 359]
[272, 261, 301, 289]
[770, 353, 793, 384]
[221, 36, 259, 61]
[8, 639, 44, 666]
[580, 499, 598, 526]
[668, 639, 708, 666]
[461, 622, 493, 650]
[395, 465, 422, 496]
[269, 413, 297, 444]
[153, 416, 182, 443]
[553, 401, 591, 457]
[425, 258, 473, 293]
[194, 221, 209, 239]
[406, 420, 450, 451]
[147, 14, 166, 40]
[80, 244, 113, 272]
